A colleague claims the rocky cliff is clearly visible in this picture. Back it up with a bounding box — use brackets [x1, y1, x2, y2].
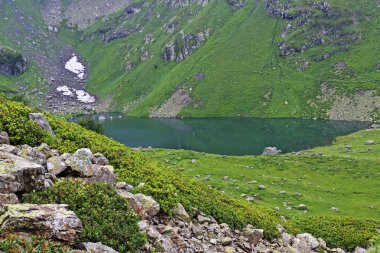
[0, 47, 26, 76]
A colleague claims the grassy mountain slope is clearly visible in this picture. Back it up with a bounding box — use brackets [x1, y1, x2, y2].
[147, 128, 380, 221]
[59, 0, 380, 119]
[0, 0, 379, 119]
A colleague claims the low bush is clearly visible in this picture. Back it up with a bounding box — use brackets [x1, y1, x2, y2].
[0, 234, 79, 253]
[290, 216, 378, 251]
[23, 179, 146, 253]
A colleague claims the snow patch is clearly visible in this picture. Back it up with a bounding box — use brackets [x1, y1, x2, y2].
[56, 86, 95, 103]
[57, 86, 74, 96]
[76, 90, 96, 103]
[65, 54, 85, 79]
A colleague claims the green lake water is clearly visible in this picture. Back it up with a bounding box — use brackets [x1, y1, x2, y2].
[73, 115, 370, 155]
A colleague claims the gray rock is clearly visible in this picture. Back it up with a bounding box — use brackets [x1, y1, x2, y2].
[0, 131, 10, 145]
[65, 155, 94, 177]
[116, 182, 127, 189]
[263, 147, 281, 155]
[19, 144, 47, 167]
[365, 140, 376, 145]
[293, 233, 319, 250]
[0, 144, 20, 155]
[29, 113, 55, 136]
[258, 185, 266, 190]
[354, 247, 367, 253]
[135, 193, 160, 218]
[74, 148, 93, 158]
[330, 207, 340, 212]
[0, 193, 19, 209]
[0, 204, 82, 244]
[0, 151, 45, 193]
[92, 152, 109, 165]
[296, 204, 308, 210]
[172, 203, 190, 222]
[81, 242, 118, 253]
[84, 165, 116, 185]
[221, 237, 232, 246]
[47, 156, 67, 176]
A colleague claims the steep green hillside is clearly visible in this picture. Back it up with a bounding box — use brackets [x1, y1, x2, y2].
[0, 0, 379, 119]
[59, 0, 380, 119]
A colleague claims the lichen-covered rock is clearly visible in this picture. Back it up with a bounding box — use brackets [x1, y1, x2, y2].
[19, 144, 47, 167]
[0, 144, 20, 156]
[263, 147, 281, 155]
[293, 233, 319, 251]
[84, 165, 116, 185]
[74, 148, 93, 158]
[0, 151, 45, 193]
[0, 193, 19, 209]
[0, 204, 82, 244]
[80, 242, 119, 253]
[0, 131, 10, 145]
[47, 156, 67, 176]
[29, 113, 55, 136]
[172, 203, 190, 222]
[135, 193, 160, 218]
[65, 154, 94, 177]
[92, 152, 109, 166]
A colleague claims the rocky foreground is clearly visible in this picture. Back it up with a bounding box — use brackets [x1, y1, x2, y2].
[0, 118, 370, 253]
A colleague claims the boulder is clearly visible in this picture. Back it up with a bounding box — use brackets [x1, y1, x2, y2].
[296, 204, 308, 210]
[135, 193, 160, 218]
[354, 247, 367, 253]
[0, 193, 19, 209]
[29, 113, 55, 136]
[0, 144, 20, 155]
[80, 242, 118, 253]
[365, 140, 376, 145]
[74, 148, 93, 158]
[0, 131, 10, 145]
[65, 155, 94, 177]
[293, 233, 319, 251]
[172, 203, 190, 222]
[84, 165, 116, 185]
[221, 237, 232, 246]
[117, 190, 147, 218]
[0, 204, 82, 244]
[47, 156, 68, 176]
[19, 144, 47, 167]
[92, 152, 109, 165]
[36, 143, 58, 158]
[0, 151, 45, 193]
[263, 147, 281, 155]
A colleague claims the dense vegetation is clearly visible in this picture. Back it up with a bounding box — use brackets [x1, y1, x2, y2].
[23, 179, 145, 252]
[0, 97, 378, 250]
[0, 234, 80, 253]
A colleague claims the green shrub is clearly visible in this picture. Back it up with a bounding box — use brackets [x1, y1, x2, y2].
[77, 118, 104, 134]
[0, 234, 80, 253]
[23, 179, 146, 253]
[290, 216, 378, 251]
[0, 97, 50, 146]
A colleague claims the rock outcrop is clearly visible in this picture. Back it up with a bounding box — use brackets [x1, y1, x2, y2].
[29, 113, 56, 136]
[0, 47, 27, 76]
[0, 204, 82, 244]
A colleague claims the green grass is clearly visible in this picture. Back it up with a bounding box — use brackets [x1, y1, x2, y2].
[146, 128, 380, 220]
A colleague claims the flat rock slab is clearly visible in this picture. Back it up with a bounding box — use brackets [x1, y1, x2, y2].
[0, 151, 45, 193]
[0, 204, 82, 244]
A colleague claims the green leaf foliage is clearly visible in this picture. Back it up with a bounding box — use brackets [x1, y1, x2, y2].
[23, 179, 146, 253]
